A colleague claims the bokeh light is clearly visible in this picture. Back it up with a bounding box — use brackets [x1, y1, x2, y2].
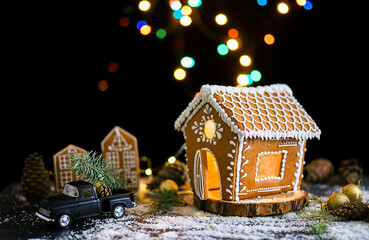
[174, 68, 186, 80]
[237, 74, 250, 86]
[296, 0, 306, 6]
[215, 14, 227, 25]
[264, 34, 275, 45]
[136, 20, 147, 30]
[173, 10, 183, 19]
[138, 0, 151, 11]
[250, 70, 262, 82]
[188, 0, 202, 7]
[180, 16, 192, 26]
[228, 29, 238, 38]
[119, 17, 130, 27]
[239, 55, 252, 67]
[170, 0, 182, 10]
[217, 44, 229, 55]
[168, 156, 176, 164]
[181, 5, 192, 15]
[98, 80, 109, 91]
[277, 3, 289, 14]
[145, 168, 152, 176]
[257, 0, 267, 6]
[181, 56, 195, 68]
[227, 39, 239, 50]
[140, 25, 151, 35]
[107, 62, 118, 73]
[156, 29, 167, 39]
[304, 0, 313, 10]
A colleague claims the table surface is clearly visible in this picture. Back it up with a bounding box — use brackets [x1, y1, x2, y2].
[0, 176, 368, 240]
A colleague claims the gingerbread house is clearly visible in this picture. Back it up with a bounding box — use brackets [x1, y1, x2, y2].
[53, 144, 86, 193]
[175, 84, 321, 201]
[101, 126, 140, 192]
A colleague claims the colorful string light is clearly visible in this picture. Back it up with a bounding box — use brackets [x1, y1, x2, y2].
[117, 0, 314, 86]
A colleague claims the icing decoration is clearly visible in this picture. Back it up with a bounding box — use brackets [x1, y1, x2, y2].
[175, 84, 321, 141]
[191, 104, 223, 145]
[254, 150, 287, 182]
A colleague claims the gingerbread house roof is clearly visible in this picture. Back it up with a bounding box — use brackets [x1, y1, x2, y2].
[174, 84, 321, 140]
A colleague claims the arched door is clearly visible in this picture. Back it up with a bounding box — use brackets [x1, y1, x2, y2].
[193, 149, 221, 200]
[193, 150, 204, 200]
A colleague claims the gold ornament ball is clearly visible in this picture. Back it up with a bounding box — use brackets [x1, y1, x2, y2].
[159, 179, 179, 192]
[327, 192, 350, 211]
[342, 184, 363, 202]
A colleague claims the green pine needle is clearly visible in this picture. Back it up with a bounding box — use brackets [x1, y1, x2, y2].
[150, 189, 187, 212]
[69, 150, 126, 190]
[311, 218, 328, 237]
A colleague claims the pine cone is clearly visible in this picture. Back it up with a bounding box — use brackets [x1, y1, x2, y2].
[332, 201, 369, 220]
[303, 158, 334, 183]
[96, 185, 112, 197]
[338, 159, 363, 184]
[147, 161, 188, 190]
[21, 152, 51, 202]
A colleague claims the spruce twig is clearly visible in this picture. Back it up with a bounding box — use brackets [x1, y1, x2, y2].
[69, 150, 126, 190]
[150, 188, 187, 211]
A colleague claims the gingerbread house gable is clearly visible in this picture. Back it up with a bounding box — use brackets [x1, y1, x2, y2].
[53, 144, 86, 193]
[101, 126, 140, 192]
[175, 84, 320, 201]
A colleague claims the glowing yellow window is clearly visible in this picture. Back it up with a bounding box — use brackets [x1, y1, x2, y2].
[204, 120, 216, 139]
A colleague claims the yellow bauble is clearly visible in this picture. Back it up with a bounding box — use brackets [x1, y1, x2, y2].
[159, 179, 179, 192]
[327, 192, 350, 211]
[342, 184, 363, 202]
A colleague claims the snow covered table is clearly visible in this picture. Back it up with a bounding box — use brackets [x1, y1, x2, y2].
[0, 176, 368, 240]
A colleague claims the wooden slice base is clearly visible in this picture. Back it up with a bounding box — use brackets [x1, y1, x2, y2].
[194, 189, 308, 217]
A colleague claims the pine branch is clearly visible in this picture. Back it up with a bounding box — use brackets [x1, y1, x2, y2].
[150, 188, 187, 211]
[69, 150, 126, 190]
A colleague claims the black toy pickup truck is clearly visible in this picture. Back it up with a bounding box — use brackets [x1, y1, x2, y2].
[35, 181, 136, 228]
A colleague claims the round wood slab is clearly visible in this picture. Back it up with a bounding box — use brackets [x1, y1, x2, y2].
[194, 190, 308, 217]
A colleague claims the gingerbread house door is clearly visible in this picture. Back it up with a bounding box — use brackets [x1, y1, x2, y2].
[193, 149, 221, 200]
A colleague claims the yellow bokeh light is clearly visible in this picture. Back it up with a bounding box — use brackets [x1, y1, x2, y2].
[227, 39, 239, 50]
[174, 68, 186, 80]
[237, 74, 249, 86]
[181, 5, 192, 15]
[145, 168, 152, 176]
[168, 156, 176, 164]
[215, 13, 227, 25]
[180, 16, 192, 26]
[239, 55, 252, 67]
[296, 0, 306, 6]
[140, 25, 151, 35]
[264, 34, 275, 45]
[277, 3, 289, 14]
[138, 0, 151, 11]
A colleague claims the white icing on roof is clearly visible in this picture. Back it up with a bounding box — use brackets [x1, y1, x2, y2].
[174, 84, 321, 140]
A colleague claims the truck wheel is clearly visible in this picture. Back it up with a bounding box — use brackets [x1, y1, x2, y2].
[112, 204, 125, 218]
[57, 213, 72, 228]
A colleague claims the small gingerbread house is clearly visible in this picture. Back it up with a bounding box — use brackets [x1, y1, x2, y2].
[101, 126, 140, 192]
[175, 84, 321, 201]
[53, 144, 86, 193]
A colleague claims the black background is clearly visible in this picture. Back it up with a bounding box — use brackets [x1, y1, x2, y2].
[2, 0, 367, 190]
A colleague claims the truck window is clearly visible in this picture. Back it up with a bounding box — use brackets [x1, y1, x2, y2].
[82, 187, 93, 197]
[63, 184, 79, 197]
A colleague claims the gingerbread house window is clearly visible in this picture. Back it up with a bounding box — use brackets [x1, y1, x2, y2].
[204, 119, 216, 139]
[106, 151, 120, 168]
[255, 150, 287, 181]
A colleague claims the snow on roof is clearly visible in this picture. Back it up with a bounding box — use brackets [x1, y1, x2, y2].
[174, 84, 321, 140]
